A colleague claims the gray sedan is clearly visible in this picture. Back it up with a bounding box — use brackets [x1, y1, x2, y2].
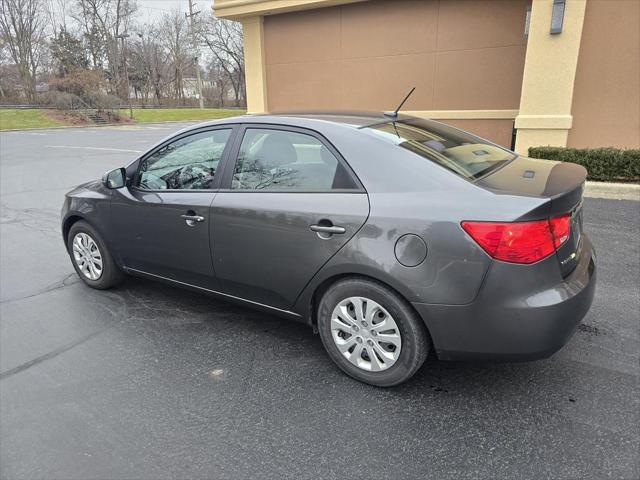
[61, 112, 596, 386]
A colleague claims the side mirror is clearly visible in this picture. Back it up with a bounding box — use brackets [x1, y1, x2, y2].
[102, 168, 126, 189]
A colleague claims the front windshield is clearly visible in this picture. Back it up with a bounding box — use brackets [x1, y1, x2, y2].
[364, 119, 515, 180]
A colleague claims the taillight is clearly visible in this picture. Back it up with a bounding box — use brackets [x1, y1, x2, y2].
[549, 214, 570, 248]
[461, 214, 570, 264]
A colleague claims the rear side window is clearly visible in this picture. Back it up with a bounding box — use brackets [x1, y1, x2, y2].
[364, 119, 515, 180]
[137, 129, 231, 190]
[231, 128, 357, 191]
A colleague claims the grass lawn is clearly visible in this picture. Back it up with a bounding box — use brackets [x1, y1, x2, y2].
[0, 109, 65, 130]
[122, 108, 244, 123]
[0, 107, 245, 131]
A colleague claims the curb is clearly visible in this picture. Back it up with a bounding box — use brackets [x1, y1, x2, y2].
[584, 181, 639, 201]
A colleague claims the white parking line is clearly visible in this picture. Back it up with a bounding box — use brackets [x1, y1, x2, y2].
[3, 131, 48, 136]
[46, 145, 143, 153]
[96, 125, 174, 131]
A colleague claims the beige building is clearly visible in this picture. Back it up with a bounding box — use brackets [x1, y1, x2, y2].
[213, 0, 639, 154]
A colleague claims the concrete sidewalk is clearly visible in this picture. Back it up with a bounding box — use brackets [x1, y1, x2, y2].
[584, 181, 640, 201]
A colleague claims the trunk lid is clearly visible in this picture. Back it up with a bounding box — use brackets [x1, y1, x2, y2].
[478, 156, 587, 276]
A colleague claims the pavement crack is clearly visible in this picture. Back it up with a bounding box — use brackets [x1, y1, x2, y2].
[0, 329, 106, 381]
[0, 204, 60, 236]
[1, 273, 79, 304]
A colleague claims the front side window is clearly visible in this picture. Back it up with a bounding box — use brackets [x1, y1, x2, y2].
[231, 128, 357, 191]
[364, 119, 515, 180]
[137, 129, 231, 190]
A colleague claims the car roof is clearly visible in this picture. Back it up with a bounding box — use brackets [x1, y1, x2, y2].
[137, 111, 416, 168]
[260, 111, 412, 127]
[195, 111, 414, 130]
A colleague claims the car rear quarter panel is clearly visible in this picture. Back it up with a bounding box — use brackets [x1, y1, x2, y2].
[414, 234, 596, 360]
[295, 190, 495, 315]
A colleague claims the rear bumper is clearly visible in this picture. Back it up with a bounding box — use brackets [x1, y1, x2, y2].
[413, 235, 596, 361]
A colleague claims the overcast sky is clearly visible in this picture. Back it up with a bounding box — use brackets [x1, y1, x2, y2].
[137, 0, 207, 20]
[49, 0, 215, 27]
[46, 0, 216, 61]
[135, 0, 214, 62]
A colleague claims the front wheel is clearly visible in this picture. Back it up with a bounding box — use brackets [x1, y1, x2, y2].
[317, 278, 429, 387]
[67, 220, 124, 289]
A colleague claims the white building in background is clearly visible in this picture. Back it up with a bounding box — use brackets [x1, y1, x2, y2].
[182, 77, 213, 99]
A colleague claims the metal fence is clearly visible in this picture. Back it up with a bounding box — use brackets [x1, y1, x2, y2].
[0, 104, 245, 110]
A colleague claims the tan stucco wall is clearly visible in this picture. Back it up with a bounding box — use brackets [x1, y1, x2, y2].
[263, 0, 529, 113]
[513, 0, 587, 154]
[568, 0, 640, 148]
[439, 119, 515, 148]
[225, 0, 639, 151]
[241, 17, 268, 113]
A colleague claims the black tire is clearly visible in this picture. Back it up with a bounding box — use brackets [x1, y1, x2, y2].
[67, 220, 125, 289]
[317, 277, 429, 387]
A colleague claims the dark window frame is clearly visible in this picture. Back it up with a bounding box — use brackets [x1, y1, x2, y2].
[219, 123, 366, 194]
[130, 124, 239, 193]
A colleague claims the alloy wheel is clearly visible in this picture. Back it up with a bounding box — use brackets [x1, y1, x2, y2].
[72, 232, 103, 280]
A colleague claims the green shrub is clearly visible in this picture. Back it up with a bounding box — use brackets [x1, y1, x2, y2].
[528, 146, 640, 182]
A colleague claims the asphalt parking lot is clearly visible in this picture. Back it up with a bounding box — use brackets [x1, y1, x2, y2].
[1, 123, 638, 480]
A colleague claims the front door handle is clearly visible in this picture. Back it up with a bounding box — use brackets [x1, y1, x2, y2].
[181, 214, 205, 226]
[309, 224, 346, 235]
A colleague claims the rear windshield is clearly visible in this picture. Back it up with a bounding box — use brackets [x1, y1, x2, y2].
[364, 119, 515, 180]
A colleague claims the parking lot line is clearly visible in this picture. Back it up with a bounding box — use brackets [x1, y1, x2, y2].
[46, 145, 143, 153]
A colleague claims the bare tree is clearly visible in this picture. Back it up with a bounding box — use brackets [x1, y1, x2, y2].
[159, 9, 191, 104]
[132, 27, 171, 105]
[200, 13, 245, 106]
[72, 0, 137, 97]
[0, 0, 47, 102]
[205, 60, 231, 107]
[44, 0, 70, 35]
[0, 0, 241, 107]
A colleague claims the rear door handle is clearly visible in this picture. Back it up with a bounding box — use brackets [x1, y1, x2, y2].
[309, 224, 346, 235]
[181, 214, 205, 222]
[181, 214, 205, 226]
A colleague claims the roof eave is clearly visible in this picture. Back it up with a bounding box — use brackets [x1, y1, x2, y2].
[212, 0, 368, 20]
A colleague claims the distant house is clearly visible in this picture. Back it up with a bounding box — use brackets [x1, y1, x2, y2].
[182, 76, 214, 99]
[35, 83, 50, 95]
[11, 82, 49, 99]
[0, 64, 47, 101]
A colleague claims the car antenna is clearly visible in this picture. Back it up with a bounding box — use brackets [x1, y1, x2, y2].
[383, 87, 416, 119]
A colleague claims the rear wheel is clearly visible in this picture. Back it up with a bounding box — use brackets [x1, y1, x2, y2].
[317, 278, 429, 387]
[67, 220, 124, 289]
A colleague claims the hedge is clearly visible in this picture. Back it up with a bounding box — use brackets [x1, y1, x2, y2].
[528, 146, 640, 183]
